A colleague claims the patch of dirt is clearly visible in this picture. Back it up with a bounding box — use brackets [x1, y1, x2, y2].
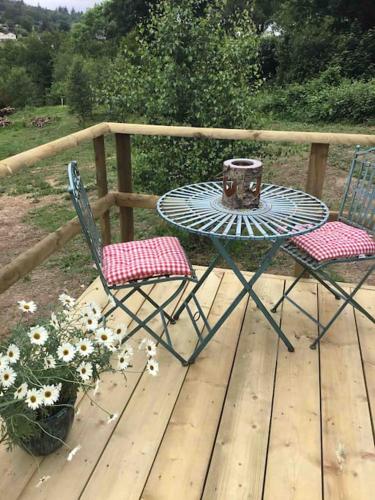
[0, 195, 88, 339]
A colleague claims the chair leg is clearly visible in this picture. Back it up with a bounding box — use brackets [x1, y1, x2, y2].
[310, 264, 374, 349]
[270, 267, 306, 313]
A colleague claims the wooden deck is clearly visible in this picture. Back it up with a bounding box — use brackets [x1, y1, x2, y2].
[1, 266, 374, 500]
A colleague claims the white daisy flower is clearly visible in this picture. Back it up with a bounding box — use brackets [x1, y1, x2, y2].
[95, 327, 114, 349]
[0, 355, 9, 371]
[0, 367, 17, 387]
[59, 293, 76, 309]
[44, 355, 56, 369]
[146, 358, 159, 377]
[41, 384, 60, 406]
[87, 302, 102, 320]
[76, 338, 94, 357]
[121, 344, 133, 359]
[67, 444, 81, 461]
[144, 340, 157, 358]
[57, 342, 75, 362]
[50, 312, 59, 329]
[28, 325, 49, 346]
[6, 344, 20, 364]
[117, 351, 130, 371]
[138, 338, 147, 350]
[26, 388, 43, 410]
[14, 382, 28, 400]
[35, 475, 51, 488]
[18, 300, 37, 314]
[77, 362, 93, 382]
[82, 313, 98, 333]
[107, 413, 118, 424]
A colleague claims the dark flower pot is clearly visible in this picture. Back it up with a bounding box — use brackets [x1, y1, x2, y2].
[21, 391, 77, 456]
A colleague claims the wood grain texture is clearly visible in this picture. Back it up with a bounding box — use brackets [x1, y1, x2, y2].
[203, 276, 283, 500]
[94, 135, 111, 245]
[115, 133, 134, 242]
[319, 286, 375, 500]
[264, 280, 322, 500]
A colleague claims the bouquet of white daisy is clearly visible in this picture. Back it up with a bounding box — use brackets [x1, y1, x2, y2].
[0, 294, 158, 455]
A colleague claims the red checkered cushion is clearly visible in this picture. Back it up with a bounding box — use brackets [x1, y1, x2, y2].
[102, 236, 191, 285]
[290, 221, 375, 262]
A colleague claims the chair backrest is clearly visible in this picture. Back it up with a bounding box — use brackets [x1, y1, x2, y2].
[338, 146, 375, 234]
[67, 161, 103, 274]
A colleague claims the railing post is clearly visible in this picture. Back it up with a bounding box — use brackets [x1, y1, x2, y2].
[294, 142, 330, 276]
[94, 135, 111, 245]
[115, 133, 134, 242]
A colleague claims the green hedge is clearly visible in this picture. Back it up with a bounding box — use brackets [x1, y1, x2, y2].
[257, 73, 375, 123]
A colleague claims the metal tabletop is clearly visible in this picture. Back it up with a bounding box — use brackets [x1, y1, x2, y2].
[157, 181, 329, 240]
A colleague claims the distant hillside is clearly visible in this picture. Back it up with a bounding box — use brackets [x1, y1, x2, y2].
[0, 0, 81, 35]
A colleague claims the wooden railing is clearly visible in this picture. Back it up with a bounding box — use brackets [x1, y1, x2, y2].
[1, 122, 375, 294]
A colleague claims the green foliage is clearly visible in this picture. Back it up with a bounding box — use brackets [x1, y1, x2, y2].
[101, 0, 262, 193]
[257, 71, 375, 123]
[67, 59, 93, 122]
[0, 0, 81, 35]
[0, 66, 37, 108]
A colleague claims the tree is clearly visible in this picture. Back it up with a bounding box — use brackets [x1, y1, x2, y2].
[67, 59, 93, 122]
[101, 0, 262, 193]
[0, 67, 37, 108]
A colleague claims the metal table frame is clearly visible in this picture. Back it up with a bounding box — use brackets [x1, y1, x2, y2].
[158, 182, 329, 364]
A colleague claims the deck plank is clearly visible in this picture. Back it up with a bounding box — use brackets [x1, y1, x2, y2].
[80, 268, 224, 500]
[141, 271, 248, 500]
[16, 280, 180, 500]
[264, 280, 322, 500]
[202, 275, 283, 500]
[319, 286, 375, 500]
[354, 288, 375, 436]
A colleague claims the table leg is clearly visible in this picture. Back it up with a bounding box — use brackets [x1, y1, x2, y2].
[188, 238, 294, 363]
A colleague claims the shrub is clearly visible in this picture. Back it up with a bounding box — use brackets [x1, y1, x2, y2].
[258, 71, 375, 123]
[0, 67, 38, 108]
[67, 59, 93, 122]
[100, 0, 263, 193]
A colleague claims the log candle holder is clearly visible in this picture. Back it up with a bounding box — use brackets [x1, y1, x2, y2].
[222, 158, 263, 209]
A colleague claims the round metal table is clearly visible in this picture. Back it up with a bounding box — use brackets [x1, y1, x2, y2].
[157, 182, 329, 361]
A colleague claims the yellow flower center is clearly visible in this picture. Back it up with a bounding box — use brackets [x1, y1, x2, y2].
[45, 391, 51, 398]
[34, 333, 41, 340]
[4, 374, 9, 380]
[25, 305, 30, 310]
[30, 395, 36, 402]
[63, 349, 69, 356]
[81, 368, 86, 374]
[81, 345, 87, 351]
[101, 335, 108, 341]
[8, 352, 13, 357]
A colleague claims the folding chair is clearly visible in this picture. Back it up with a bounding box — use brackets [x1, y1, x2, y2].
[271, 146, 375, 349]
[67, 161, 198, 365]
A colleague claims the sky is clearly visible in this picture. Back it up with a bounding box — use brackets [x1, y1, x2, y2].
[24, 1, 100, 12]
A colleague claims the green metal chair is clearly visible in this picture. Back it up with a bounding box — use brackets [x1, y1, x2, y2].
[271, 146, 375, 348]
[67, 161, 198, 365]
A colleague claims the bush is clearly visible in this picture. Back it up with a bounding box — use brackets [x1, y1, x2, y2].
[0, 67, 38, 108]
[67, 59, 93, 122]
[100, 0, 263, 193]
[257, 71, 375, 123]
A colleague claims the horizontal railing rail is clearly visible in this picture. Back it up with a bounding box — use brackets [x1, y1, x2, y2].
[1, 121, 374, 294]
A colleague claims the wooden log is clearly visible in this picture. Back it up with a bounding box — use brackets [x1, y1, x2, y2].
[305, 143, 330, 198]
[0, 193, 115, 295]
[114, 192, 159, 209]
[107, 122, 375, 146]
[0, 123, 109, 179]
[294, 142, 329, 276]
[94, 135, 111, 245]
[115, 133, 134, 242]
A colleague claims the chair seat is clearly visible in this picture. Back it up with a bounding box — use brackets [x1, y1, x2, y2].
[102, 236, 192, 285]
[290, 221, 375, 262]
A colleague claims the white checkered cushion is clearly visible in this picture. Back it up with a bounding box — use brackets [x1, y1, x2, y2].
[102, 236, 191, 285]
[290, 221, 375, 262]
